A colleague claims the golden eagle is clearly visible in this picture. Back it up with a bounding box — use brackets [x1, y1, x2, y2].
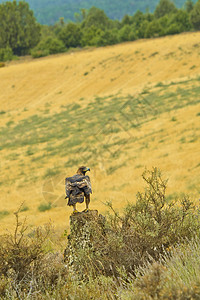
[65, 166, 92, 213]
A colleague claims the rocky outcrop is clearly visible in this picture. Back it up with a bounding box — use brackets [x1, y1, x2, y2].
[64, 210, 106, 264]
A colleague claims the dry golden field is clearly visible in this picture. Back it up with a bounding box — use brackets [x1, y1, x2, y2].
[0, 32, 200, 233]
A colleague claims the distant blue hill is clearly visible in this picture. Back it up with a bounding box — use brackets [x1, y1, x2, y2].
[0, 0, 195, 25]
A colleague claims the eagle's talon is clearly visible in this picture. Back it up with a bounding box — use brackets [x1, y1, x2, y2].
[72, 210, 79, 215]
[83, 209, 89, 213]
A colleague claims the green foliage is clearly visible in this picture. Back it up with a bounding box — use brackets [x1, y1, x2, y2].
[81, 25, 102, 46]
[81, 6, 111, 30]
[132, 12, 155, 38]
[121, 238, 200, 299]
[96, 29, 119, 46]
[0, 47, 13, 62]
[64, 168, 200, 280]
[0, 209, 63, 298]
[154, 0, 177, 18]
[1, 0, 194, 25]
[0, 0, 40, 55]
[43, 167, 61, 178]
[171, 116, 177, 121]
[0, 1, 196, 59]
[0, 172, 200, 298]
[190, 0, 200, 29]
[31, 36, 66, 57]
[76, 7, 119, 47]
[59, 22, 82, 48]
[31, 48, 49, 58]
[20, 205, 29, 212]
[165, 10, 192, 34]
[185, 0, 195, 12]
[0, 211, 10, 220]
[145, 19, 163, 37]
[38, 202, 52, 212]
[118, 24, 137, 42]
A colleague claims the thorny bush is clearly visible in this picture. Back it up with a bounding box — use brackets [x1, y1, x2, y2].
[0, 206, 66, 298]
[0, 168, 200, 299]
[65, 167, 200, 278]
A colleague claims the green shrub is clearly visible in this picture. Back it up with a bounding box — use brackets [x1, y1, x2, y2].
[145, 19, 163, 38]
[20, 205, 29, 212]
[81, 25, 102, 47]
[31, 49, 50, 58]
[121, 238, 200, 299]
[0, 47, 13, 62]
[38, 202, 52, 212]
[0, 211, 9, 220]
[0, 169, 200, 299]
[0, 208, 66, 298]
[190, 0, 200, 30]
[43, 167, 61, 178]
[171, 116, 177, 121]
[64, 168, 200, 279]
[154, 0, 177, 18]
[95, 29, 119, 46]
[26, 147, 35, 156]
[118, 25, 137, 42]
[59, 22, 82, 48]
[31, 37, 66, 58]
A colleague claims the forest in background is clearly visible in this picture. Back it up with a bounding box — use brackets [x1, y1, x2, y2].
[1, 0, 200, 61]
[0, 0, 197, 24]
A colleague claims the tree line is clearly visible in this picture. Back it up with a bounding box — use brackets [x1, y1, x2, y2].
[0, 0, 192, 25]
[0, 0, 200, 61]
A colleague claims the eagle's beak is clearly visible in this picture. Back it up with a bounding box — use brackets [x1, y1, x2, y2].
[84, 167, 90, 172]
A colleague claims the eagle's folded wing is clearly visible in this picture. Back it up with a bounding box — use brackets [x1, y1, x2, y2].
[65, 178, 71, 198]
[84, 175, 92, 194]
[65, 174, 92, 205]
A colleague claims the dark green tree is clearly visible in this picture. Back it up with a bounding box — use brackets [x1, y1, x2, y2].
[144, 19, 163, 37]
[131, 11, 154, 38]
[0, 47, 13, 61]
[121, 14, 133, 25]
[166, 10, 192, 34]
[132, 10, 146, 27]
[95, 29, 118, 46]
[0, 0, 40, 55]
[185, 0, 194, 12]
[81, 25, 102, 46]
[154, 0, 177, 18]
[118, 25, 137, 42]
[81, 6, 112, 30]
[190, 0, 200, 29]
[59, 23, 82, 48]
[136, 20, 149, 38]
[31, 36, 66, 58]
[74, 8, 87, 23]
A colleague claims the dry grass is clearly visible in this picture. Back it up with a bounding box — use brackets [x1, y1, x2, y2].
[0, 32, 200, 232]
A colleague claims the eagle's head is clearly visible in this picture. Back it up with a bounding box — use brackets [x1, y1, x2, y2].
[77, 166, 90, 176]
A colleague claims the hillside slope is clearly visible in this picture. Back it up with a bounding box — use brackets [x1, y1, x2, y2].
[0, 32, 200, 232]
